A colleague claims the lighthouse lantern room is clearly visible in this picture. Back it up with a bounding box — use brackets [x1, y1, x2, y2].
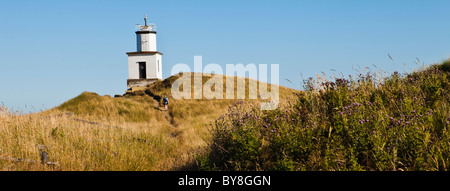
[126, 15, 163, 90]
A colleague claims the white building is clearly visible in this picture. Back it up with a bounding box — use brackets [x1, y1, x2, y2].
[126, 15, 163, 89]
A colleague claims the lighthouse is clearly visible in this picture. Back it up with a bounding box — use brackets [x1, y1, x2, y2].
[126, 15, 163, 90]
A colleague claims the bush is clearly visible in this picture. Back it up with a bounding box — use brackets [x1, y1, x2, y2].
[198, 61, 450, 171]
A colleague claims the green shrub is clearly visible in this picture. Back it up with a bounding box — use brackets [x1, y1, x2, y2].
[199, 61, 450, 171]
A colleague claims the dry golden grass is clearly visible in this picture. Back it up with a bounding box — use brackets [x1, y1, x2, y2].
[0, 73, 298, 170]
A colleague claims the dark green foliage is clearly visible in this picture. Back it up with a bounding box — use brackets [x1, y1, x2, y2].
[198, 61, 450, 171]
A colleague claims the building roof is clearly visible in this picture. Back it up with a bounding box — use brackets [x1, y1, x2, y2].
[136, 30, 157, 34]
[126, 51, 163, 55]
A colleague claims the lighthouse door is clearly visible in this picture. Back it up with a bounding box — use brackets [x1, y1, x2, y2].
[138, 62, 146, 79]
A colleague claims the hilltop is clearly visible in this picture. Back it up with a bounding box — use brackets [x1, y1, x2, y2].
[0, 73, 297, 170]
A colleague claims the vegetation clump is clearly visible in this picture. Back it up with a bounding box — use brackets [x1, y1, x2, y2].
[199, 61, 450, 171]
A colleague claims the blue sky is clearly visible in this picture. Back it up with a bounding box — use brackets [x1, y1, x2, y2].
[1, 0, 450, 112]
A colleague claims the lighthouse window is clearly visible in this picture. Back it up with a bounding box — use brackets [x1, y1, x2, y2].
[138, 62, 146, 79]
[158, 60, 160, 72]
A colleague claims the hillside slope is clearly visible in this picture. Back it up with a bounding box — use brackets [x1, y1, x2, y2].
[200, 61, 450, 171]
[0, 73, 298, 170]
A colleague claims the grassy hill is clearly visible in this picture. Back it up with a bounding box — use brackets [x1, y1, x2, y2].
[1, 60, 448, 171]
[0, 73, 297, 170]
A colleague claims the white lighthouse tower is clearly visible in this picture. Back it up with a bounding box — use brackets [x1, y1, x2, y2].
[126, 15, 163, 90]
